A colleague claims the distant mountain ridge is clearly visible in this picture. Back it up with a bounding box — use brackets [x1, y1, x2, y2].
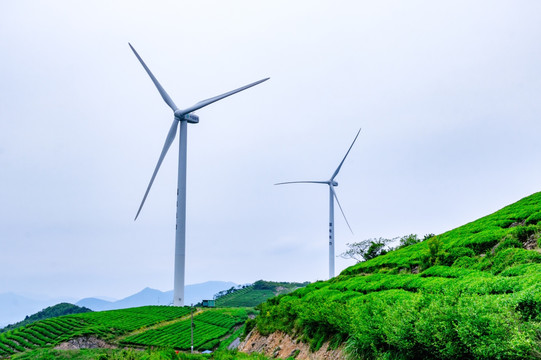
[0, 303, 91, 333]
[0, 293, 76, 328]
[76, 281, 237, 311]
[1, 281, 236, 327]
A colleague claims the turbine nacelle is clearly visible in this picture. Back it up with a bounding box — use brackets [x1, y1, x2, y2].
[174, 111, 199, 123]
[330, 180, 338, 187]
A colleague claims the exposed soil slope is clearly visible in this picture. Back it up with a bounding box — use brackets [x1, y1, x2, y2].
[239, 329, 345, 360]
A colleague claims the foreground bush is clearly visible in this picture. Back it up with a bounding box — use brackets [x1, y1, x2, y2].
[255, 192, 541, 359]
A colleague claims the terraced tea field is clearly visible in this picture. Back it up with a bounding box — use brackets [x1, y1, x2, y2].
[121, 308, 249, 350]
[0, 306, 248, 358]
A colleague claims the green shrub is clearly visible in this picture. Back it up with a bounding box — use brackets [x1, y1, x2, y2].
[500, 263, 540, 277]
[453, 295, 534, 359]
[198, 338, 219, 351]
[465, 236, 500, 255]
[494, 219, 516, 228]
[345, 292, 538, 360]
[514, 225, 538, 243]
[516, 297, 540, 321]
[449, 246, 475, 258]
[495, 237, 523, 253]
[420, 237, 446, 270]
[421, 266, 482, 279]
[525, 212, 541, 225]
[295, 298, 351, 351]
[453, 256, 477, 268]
[441, 247, 475, 265]
[413, 294, 466, 358]
[242, 319, 256, 341]
[515, 290, 541, 321]
[257, 297, 300, 336]
[491, 248, 541, 274]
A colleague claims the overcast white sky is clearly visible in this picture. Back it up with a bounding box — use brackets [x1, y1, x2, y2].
[1, 1, 541, 301]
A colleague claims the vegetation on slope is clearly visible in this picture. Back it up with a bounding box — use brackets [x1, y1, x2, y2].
[0, 303, 92, 334]
[121, 307, 253, 351]
[214, 280, 308, 308]
[12, 348, 269, 360]
[0, 306, 253, 358]
[0, 282, 306, 358]
[255, 192, 541, 359]
[0, 306, 192, 357]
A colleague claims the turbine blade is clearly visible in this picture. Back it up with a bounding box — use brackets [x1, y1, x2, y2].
[331, 128, 361, 181]
[178, 78, 270, 115]
[331, 186, 353, 234]
[129, 43, 178, 111]
[135, 119, 179, 220]
[275, 181, 328, 185]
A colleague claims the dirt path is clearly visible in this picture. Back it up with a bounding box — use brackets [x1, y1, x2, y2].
[116, 308, 205, 342]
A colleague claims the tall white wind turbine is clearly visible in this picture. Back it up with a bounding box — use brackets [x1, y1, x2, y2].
[129, 43, 269, 306]
[276, 129, 361, 279]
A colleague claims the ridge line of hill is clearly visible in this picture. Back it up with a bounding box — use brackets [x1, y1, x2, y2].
[249, 191, 541, 359]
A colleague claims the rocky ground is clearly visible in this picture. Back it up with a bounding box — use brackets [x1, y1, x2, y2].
[54, 336, 115, 350]
[239, 329, 345, 360]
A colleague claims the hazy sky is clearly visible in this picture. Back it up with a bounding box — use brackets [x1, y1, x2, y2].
[2, 1, 541, 300]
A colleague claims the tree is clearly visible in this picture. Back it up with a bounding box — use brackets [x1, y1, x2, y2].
[423, 233, 435, 241]
[398, 234, 421, 249]
[340, 238, 395, 263]
[396, 233, 434, 249]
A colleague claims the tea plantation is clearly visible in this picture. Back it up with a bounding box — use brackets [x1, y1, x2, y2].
[121, 308, 249, 350]
[214, 280, 308, 307]
[0, 306, 252, 359]
[255, 192, 541, 359]
[4, 192, 541, 359]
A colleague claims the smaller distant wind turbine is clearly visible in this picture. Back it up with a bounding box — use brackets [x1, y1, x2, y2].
[275, 128, 361, 279]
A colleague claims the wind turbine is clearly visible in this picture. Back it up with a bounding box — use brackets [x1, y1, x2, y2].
[129, 43, 269, 306]
[275, 128, 361, 279]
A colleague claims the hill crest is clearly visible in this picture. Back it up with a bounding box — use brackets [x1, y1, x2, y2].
[212, 280, 309, 307]
[250, 191, 541, 359]
[76, 281, 237, 311]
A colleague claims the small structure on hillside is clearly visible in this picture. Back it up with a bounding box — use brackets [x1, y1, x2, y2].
[202, 299, 215, 308]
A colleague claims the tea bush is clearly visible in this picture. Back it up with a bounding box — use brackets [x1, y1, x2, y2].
[255, 192, 541, 359]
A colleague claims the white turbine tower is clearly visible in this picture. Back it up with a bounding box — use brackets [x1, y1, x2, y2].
[129, 43, 269, 306]
[276, 128, 361, 279]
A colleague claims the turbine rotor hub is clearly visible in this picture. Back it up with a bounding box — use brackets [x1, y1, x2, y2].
[174, 110, 199, 124]
[331, 181, 338, 186]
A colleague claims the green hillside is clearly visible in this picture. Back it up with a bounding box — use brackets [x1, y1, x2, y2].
[1, 303, 92, 334]
[5, 193, 541, 359]
[0, 306, 263, 359]
[255, 192, 541, 359]
[214, 280, 308, 307]
[12, 348, 267, 360]
[0, 280, 308, 359]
